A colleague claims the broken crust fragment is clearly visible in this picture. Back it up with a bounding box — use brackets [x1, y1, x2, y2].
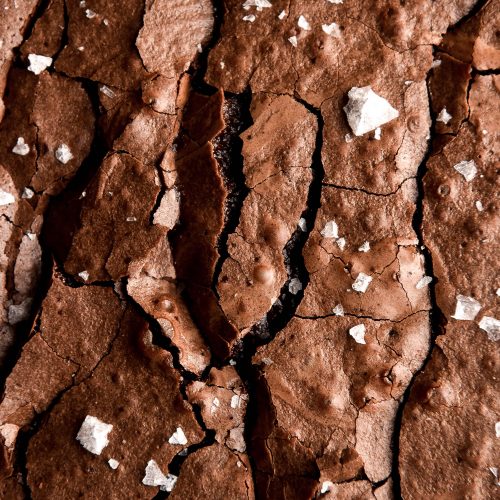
[252, 313, 430, 493]
[127, 276, 210, 376]
[422, 75, 499, 319]
[170, 443, 254, 499]
[0, 275, 124, 454]
[217, 94, 316, 333]
[299, 180, 430, 321]
[400, 322, 499, 499]
[186, 366, 247, 448]
[26, 307, 204, 499]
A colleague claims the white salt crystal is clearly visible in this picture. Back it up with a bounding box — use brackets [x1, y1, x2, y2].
[352, 272, 372, 293]
[142, 460, 178, 492]
[22, 187, 34, 198]
[437, 108, 452, 124]
[288, 278, 302, 295]
[358, 241, 370, 252]
[321, 220, 338, 239]
[27, 54, 52, 75]
[478, 316, 500, 341]
[451, 295, 481, 320]
[453, 160, 477, 182]
[0, 190, 15, 206]
[332, 304, 344, 316]
[322, 22, 341, 37]
[76, 415, 113, 455]
[416, 276, 432, 289]
[168, 427, 187, 446]
[298, 15, 311, 30]
[55, 144, 73, 164]
[343, 86, 399, 136]
[78, 270, 89, 281]
[243, 14, 256, 22]
[349, 324, 366, 344]
[108, 458, 119, 469]
[298, 217, 307, 232]
[288, 35, 298, 47]
[278, 10, 286, 19]
[12, 137, 30, 156]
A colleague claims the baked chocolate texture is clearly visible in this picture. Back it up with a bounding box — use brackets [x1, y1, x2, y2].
[0, 0, 498, 498]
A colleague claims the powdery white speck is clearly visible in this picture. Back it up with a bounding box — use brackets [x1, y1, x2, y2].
[229, 359, 236, 366]
[22, 187, 34, 199]
[322, 22, 341, 37]
[349, 324, 366, 344]
[352, 272, 372, 293]
[453, 160, 477, 182]
[478, 316, 500, 341]
[12, 137, 30, 156]
[495, 422, 500, 438]
[416, 276, 432, 289]
[288, 35, 298, 47]
[437, 108, 452, 124]
[76, 415, 113, 455]
[298, 217, 307, 232]
[27, 54, 52, 75]
[404, 80, 413, 85]
[142, 460, 178, 492]
[343, 86, 399, 136]
[126, 216, 137, 222]
[278, 10, 286, 19]
[79, 0, 86, 6]
[168, 427, 187, 446]
[373, 127, 381, 140]
[321, 480, 334, 494]
[100, 85, 115, 98]
[78, 270, 89, 281]
[288, 278, 302, 295]
[431, 59, 442, 68]
[358, 241, 370, 252]
[332, 304, 344, 316]
[108, 458, 119, 469]
[327, 0, 343, 3]
[497, 288, 500, 297]
[298, 15, 311, 30]
[243, 14, 256, 22]
[321, 220, 338, 239]
[476, 200, 484, 211]
[55, 144, 73, 164]
[345, 133, 353, 143]
[0, 191, 15, 206]
[85, 8, 96, 18]
[77, 46, 84, 51]
[103, 18, 109, 26]
[336, 237, 346, 250]
[237, 460, 243, 468]
[451, 294, 481, 321]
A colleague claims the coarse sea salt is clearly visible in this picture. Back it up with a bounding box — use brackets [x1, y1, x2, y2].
[76, 415, 113, 455]
[349, 324, 366, 344]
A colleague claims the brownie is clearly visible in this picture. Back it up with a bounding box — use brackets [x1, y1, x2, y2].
[0, 0, 498, 499]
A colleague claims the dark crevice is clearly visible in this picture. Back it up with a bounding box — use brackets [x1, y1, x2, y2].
[390, 52, 448, 499]
[211, 90, 253, 295]
[230, 98, 325, 496]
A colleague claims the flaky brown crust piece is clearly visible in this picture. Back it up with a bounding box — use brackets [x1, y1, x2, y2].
[0, 1, 498, 499]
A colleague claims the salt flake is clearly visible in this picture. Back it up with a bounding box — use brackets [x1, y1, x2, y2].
[231, 394, 245, 409]
[298, 217, 307, 232]
[343, 86, 399, 136]
[321, 480, 334, 494]
[288, 35, 298, 47]
[476, 200, 484, 212]
[108, 458, 119, 469]
[352, 272, 372, 293]
[243, 14, 256, 22]
[22, 187, 34, 199]
[85, 8, 96, 18]
[416, 276, 432, 289]
[12, 137, 30, 156]
[327, 0, 343, 3]
[278, 10, 286, 20]
[142, 460, 178, 492]
[495, 421, 500, 438]
[321, 220, 338, 239]
[358, 241, 370, 252]
[288, 278, 302, 295]
[431, 59, 442, 68]
[100, 85, 115, 98]
[437, 108, 452, 125]
[451, 294, 481, 321]
[332, 304, 344, 316]
[78, 270, 89, 281]
[27, 54, 52, 75]
[373, 127, 381, 140]
[336, 237, 346, 250]
[76, 415, 113, 455]
[168, 427, 187, 446]
[322, 22, 341, 37]
[349, 324, 366, 344]
[0, 191, 15, 206]
[478, 316, 500, 341]
[243, 0, 272, 8]
[55, 144, 74, 164]
[453, 160, 477, 182]
[298, 15, 311, 30]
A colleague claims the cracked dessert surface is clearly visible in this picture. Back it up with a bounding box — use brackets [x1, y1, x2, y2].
[0, 0, 498, 499]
